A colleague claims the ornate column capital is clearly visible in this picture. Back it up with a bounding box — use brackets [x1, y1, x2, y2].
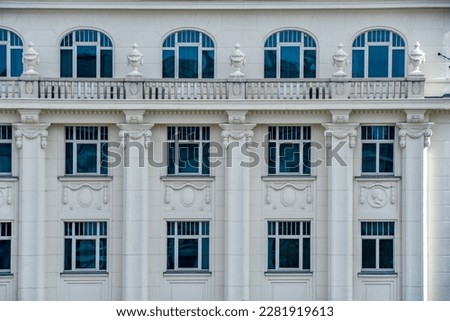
[117, 123, 154, 149]
[397, 122, 433, 148]
[219, 123, 256, 148]
[13, 123, 50, 149]
[322, 123, 359, 148]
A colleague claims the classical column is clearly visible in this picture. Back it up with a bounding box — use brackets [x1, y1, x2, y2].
[397, 121, 432, 300]
[13, 111, 49, 300]
[117, 116, 153, 301]
[322, 121, 358, 301]
[220, 111, 255, 300]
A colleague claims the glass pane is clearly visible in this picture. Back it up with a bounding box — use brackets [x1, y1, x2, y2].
[65, 142, 73, 175]
[167, 238, 175, 269]
[264, 50, 276, 78]
[302, 238, 311, 270]
[178, 143, 199, 174]
[280, 46, 300, 78]
[10, 48, 23, 77]
[202, 50, 214, 78]
[162, 50, 175, 78]
[268, 142, 276, 175]
[362, 143, 376, 173]
[60, 49, 73, 77]
[201, 238, 209, 270]
[368, 46, 388, 77]
[76, 143, 97, 173]
[100, 50, 112, 78]
[178, 239, 198, 268]
[202, 142, 210, 175]
[77, 46, 97, 78]
[179, 47, 198, 78]
[167, 142, 175, 174]
[379, 143, 394, 173]
[279, 239, 299, 268]
[0, 143, 11, 173]
[268, 238, 275, 269]
[0, 45, 7, 76]
[64, 239, 72, 270]
[100, 142, 108, 175]
[0, 240, 11, 270]
[392, 49, 405, 77]
[352, 50, 364, 78]
[303, 50, 316, 78]
[303, 142, 311, 175]
[279, 143, 300, 173]
[99, 238, 107, 270]
[362, 239, 376, 269]
[75, 240, 96, 269]
[379, 239, 394, 269]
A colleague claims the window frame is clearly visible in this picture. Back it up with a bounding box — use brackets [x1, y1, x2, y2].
[59, 29, 113, 78]
[268, 125, 312, 176]
[65, 126, 109, 176]
[267, 221, 311, 272]
[0, 222, 12, 273]
[63, 221, 107, 272]
[0, 125, 12, 175]
[166, 221, 210, 272]
[361, 125, 395, 175]
[0, 28, 23, 77]
[361, 221, 395, 272]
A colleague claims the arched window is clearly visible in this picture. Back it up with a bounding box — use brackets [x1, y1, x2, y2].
[264, 29, 317, 78]
[352, 29, 405, 78]
[60, 29, 113, 78]
[0, 28, 23, 77]
[162, 30, 214, 79]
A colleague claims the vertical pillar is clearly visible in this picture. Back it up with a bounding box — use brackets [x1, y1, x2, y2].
[322, 121, 358, 300]
[118, 113, 153, 300]
[397, 120, 432, 300]
[14, 110, 49, 300]
[220, 111, 255, 301]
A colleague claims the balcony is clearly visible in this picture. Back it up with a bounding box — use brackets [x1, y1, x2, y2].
[0, 77, 424, 101]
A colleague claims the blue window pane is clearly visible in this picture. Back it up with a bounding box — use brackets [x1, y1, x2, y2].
[65, 142, 73, 174]
[75, 240, 96, 269]
[0, 143, 11, 173]
[380, 239, 393, 269]
[100, 50, 112, 78]
[303, 50, 316, 78]
[379, 143, 394, 173]
[352, 50, 364, 78]
[77, 46, 97, 78]
[302, 238, 311, 270]
[76, 143, 97, 173]
[0, 45, 7, 76]
[167, 238, 175, 269]
[99, 238, 107, 270]
[178, 239, 198, 268]
[368, 46, 388, 77]
[268, 238, 275, 269]
[280, 46, 300, 78]
[0, 240, 11, 270]
[303, 142, 311, 175]
[201, 238, 209, 270]
[362, 143, 376, 173]
[179, 47, 198, 78]
[279, 143, 300, 173]
[60, 49, 73, 77]
[279, 239, 299, 268]
[101, 142, 108, 175]
[202, 50, 214, 78]
[392, 49, 405, 77]
[268, 142, 276, 174]
[10, 48, 23, 77]
[167, 142, 175, 175]
[163, 50, 175, 78]
[179, 143, 199, 174]
[264, 50, 276, 78]
[362, 239, 376, 268]
[202, 142, 210, 175]
[64, 239, 72, 270]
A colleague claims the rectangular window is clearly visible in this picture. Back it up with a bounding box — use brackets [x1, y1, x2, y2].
[361, 221, 394, 271]
[0, 222, 12, 272]
[179, 46, 198, 78]
[368, 46, 389, 78]
[167, 126, 210, 175]
[77, 45, 97, 78]
[65, 126, 108, 175]
[352, 49, 364, 78]
[361, 125, 394, 175]
[167, 221, 209, 271]
[280, 46, 300, 78]
[0, 45, 6, 76]
[162, 50, 175, 78]
[268, 221, 311, 271]
[100, 49, 113, 78]
[0, 125, 12, 174]
[10, 48, 23, 77]
[303, 49, 316, 78]
[60, 49, 73, 77]
[201, 50, 214, 79]
[264, 50, 277, 78]
[268, 126, 311, 175]
[64, 222, 107, 272]
[392, 49, 405, 78]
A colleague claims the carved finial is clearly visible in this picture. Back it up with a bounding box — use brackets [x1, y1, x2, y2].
[22, 41, 40, 77]
[229, 43, 246, 79]
[332, 43, 348, 77]
[127, 43, 144, 77]
[408, 42, 425, 76]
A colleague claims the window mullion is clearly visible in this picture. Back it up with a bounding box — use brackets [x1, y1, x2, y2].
[174, 235, 179, 270]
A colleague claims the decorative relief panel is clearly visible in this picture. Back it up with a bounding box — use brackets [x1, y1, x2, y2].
[61, 182, 110, 212]
[264, 182, 313, 211]
[356, 180, 399, 214]
[0, 181, 15, 216]
[164, 181, 212, 212]
[0, 185, 13, 208]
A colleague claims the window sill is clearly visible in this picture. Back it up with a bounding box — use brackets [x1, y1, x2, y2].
[60, 271, 109, 276]
[0, 176, 18, 182]
[163, 271, 211, 276]
[358, 272, 397, 278]
[0, 273, 14, 278]
[355, 175, 400, 180]
[265, 271, 313, 276]
[262, 175, 316, 181]
[58, 176, 113, 182]
[161, 176, 214, 181]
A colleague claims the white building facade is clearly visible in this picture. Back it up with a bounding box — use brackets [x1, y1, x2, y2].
[0, 0, 449, 301]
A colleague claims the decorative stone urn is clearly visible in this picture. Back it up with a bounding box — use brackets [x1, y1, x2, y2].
[22, 41, 40, 77]
[229, 43, 246, 79]
[127, 43, 144, 77]
[332, 43, 348, 77]
[408, 42, 425, 76]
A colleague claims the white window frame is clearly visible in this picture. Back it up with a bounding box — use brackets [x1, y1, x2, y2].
[0, 28, 23, 77]
[361, 125, 395, 175]
[361, 221, 395, 272]
[63, 221, 107, 272]
[0, 125, 12, 175]
[0, 222, 12, 273]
